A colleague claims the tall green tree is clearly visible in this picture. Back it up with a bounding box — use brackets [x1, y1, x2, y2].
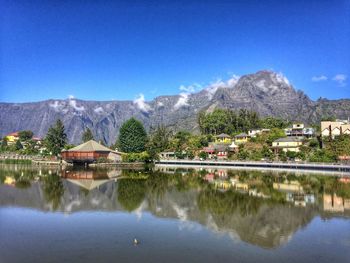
[15, 140, 23, 150]
[18, 130, 34, 141]
[259, 117, 290, 129]
[1, 137, 8, 151]
[82, 128, 94, 143]
[147, 125, 172, 156]
[117, 117, 148, 153]
[45, 119, 67, 156]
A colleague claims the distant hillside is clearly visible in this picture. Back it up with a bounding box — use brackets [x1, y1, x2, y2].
[1, 70, 349, 145]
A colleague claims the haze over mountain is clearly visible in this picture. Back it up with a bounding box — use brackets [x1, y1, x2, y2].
[1, 70, 349, 145]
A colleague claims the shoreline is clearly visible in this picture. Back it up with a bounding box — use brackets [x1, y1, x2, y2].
[155, 159, 350, 175]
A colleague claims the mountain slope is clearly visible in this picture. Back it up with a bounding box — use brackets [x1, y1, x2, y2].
[0, 70, 349, 145]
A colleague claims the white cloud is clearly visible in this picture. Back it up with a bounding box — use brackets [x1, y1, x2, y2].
[174, 83, 202, 110]
[179, 83, 201, 93]
[205, 75, 240, 99]
[68, 99, 85, 111]
[49, 101, 64, 112]
[133, 93, 152, 113]
[311, 75, 328, 82]
[68, 95, 75, 99]
[94, 106, 104, 114]
[274, 72, 290, 85]
[332, 74, 347, 87]
[174, 92, 189, 109]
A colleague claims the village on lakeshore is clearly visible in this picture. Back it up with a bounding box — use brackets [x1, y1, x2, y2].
[1, 109, 350, 166]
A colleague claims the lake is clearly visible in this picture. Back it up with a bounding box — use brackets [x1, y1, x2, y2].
[0, 164, 349, 263]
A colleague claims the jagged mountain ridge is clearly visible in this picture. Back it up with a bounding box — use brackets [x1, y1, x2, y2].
[0, 70, 349, 145]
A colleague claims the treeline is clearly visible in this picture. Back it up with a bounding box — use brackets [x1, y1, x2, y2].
[197, 108, 290, 135]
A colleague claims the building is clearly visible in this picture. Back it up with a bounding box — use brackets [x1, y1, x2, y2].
[215, 133, 232, 144]
[271, 137, 303, 153]
[248, 129, 270, 137]
[235, 133, 249, 144]
[284, 123, 314, 138]
[321, 121, 350, 138]
[203, 144, 232, 159]
[61, 140, 120, 164]
[5, 132, 20, 145]
[228, 141, 239, 153]
[215, 145, 229, 159]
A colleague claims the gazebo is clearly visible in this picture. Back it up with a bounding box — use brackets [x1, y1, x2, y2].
[61, 140, 114, 164]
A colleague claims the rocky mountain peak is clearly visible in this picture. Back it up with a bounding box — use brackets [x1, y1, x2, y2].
[1, 70, 349, 145]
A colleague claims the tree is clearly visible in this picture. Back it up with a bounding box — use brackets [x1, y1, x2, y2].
[147, 125, 172, 153]
[326, 135, 350, 157]
[45, 119, 67, 156]
[1, 137, 8, 151]
[259, 117, 290, 129]
[18, 130, 34, 141]
[15, 140, 23, 150]
[117, 118, 148, 153]
[82, 128, 94, 143]
[267, 128, 286, 144]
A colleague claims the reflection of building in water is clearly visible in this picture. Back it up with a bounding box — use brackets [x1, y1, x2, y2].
[62, 169, 121, 180]
[66, 178, 113, 191]
[273, 181, 303, 192]
[4, 176, 15, 186]
[62, 169, 121, 191]
[339, 177, 350, 184]
[248, 189, 269, 198]
[213, 180, 231, 191]
[217, 169, 228, 178]
[273, 181, 316, 207]
[235, 182, 249, 192]
[204, 173, 214, 182]
[323, 194, 350, 213]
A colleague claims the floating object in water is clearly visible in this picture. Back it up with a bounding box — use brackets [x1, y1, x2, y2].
[133, 238, 139, 245]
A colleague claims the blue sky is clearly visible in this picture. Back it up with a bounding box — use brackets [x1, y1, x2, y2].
[1, 0, 349, 102]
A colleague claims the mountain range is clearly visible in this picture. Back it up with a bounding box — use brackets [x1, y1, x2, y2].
[1, 70, 349, 145]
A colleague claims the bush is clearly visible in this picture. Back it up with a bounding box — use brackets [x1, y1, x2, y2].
[122, 151, 151, 162]
[198, 151, 208, 160]
[309, 149, 336, 163]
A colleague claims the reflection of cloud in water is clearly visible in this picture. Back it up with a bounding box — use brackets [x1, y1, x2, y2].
[206, 214, 241, 243]
[133, 200, 147, 221]
[65, 199, 82, 213]
[170, 201, 201, 231]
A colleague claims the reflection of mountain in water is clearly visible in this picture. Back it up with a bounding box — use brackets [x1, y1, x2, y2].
[1, 167, 350, 249]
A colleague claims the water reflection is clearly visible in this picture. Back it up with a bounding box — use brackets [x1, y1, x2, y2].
[0, 164, 350, 249]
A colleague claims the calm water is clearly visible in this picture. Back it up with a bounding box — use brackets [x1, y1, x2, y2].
[0, 164, 350, 263]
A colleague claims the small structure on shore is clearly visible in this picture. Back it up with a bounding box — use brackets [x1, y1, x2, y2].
[61, 140, 121, 164]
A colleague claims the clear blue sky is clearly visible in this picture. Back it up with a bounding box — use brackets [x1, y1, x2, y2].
[1, 0, 349, 102]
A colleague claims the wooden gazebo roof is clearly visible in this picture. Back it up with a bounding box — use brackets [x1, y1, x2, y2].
[65, 140, 111, 152]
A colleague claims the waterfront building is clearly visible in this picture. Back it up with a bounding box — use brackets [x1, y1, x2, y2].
[284, 123, 314, 138]
[229, 141, 239, 152]
[248, 129, 271, 137]
[5, 132, 20, 145]
[61, 140, 121, 164]
[271, 137, 303, 153]
[235, 133, 249, 144]
[215, 133, 232, 144]
[321, 120, 350, 138]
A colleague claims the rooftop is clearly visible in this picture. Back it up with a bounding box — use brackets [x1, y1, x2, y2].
[216, 133, 231, 138]
[274, 137, 304, 143]
[235, 133, 249, 138]
[65, 140, 112, 152]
